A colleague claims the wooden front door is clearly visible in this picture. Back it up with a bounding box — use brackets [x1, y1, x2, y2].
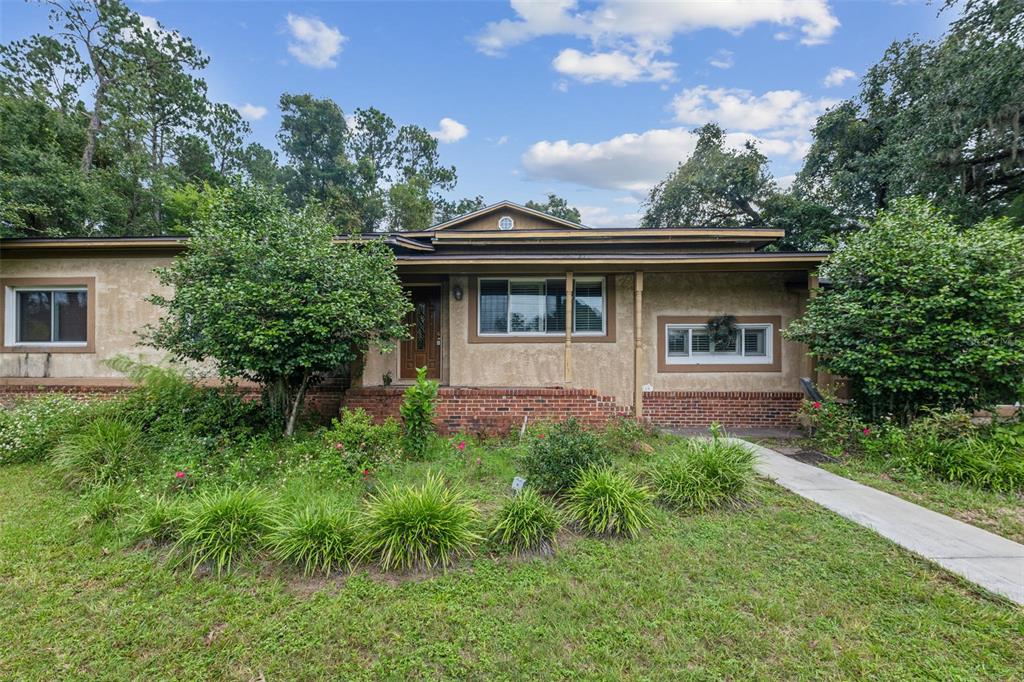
[400, 287, 442, 380]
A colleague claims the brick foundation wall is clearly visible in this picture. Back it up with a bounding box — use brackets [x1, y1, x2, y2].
[342, 386, 629, 436]
[642, 391, 803, 430]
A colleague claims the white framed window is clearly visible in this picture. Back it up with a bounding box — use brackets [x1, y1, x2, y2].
[4, 285, 89, 347]
[664, 323, 772, 365]
[478, 277, 606, 336]
[497, 215, 514, 231]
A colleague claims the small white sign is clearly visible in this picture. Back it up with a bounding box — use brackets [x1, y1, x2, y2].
[511, 476, 526, 493]
[642, 383, 654, 392]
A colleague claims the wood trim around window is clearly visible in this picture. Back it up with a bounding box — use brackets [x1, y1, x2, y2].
[656, 315, 782, 373]
[467, 275, 616, 344]
[0, 277, 97, 353]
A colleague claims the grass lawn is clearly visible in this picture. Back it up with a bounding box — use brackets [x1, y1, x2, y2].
[2, 460, 1022, 680]
[754, 437, 1024, 545]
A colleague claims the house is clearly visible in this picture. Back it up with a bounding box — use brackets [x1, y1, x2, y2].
[0, 201, 827, 433]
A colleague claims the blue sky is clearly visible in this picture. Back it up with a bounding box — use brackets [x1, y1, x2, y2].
[0, 0, 951, 226]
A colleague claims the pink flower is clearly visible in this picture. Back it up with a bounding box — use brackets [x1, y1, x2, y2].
[334, 442, 345, 451]
[862, 427, 871, 435]
[812, 402, 822, 409]
[362, 468, 370, 477]
[174, 471, 186, 479]
[456, 441, 466, 451]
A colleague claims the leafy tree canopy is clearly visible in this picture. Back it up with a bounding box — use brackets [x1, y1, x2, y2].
[785, 198, 1024, 420]
[525, 193, 582, 224]
[146, 184, 411, 435]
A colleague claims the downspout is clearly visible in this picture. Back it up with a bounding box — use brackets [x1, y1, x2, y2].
[564, 271, 573, 386]
[806, 271, 820, 386]
[633, 271, 644, 418]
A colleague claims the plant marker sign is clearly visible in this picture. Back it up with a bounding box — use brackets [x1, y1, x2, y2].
[511, 476, 526, 493]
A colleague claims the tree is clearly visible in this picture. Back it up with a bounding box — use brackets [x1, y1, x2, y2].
[434, 195, 486, 224]
[785, 198, 1024, 420]
[146, 184, 412, 435]
[525, 193, 582, 224]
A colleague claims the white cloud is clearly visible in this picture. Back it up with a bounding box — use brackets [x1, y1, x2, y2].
[475, 0, 839, 83]
[552, 48, 675, 84]
[579, 205, 641, 228]
[236, 103, 268, 121]
[823, 66, 856, 87]
[777, 174, 797, 191]
[671, 85, 836, 134]
[708, 49, 734, 70]
[555, 80, 570, 92]
[522, 127, 808, 196]
[286, 14, 346, 69]
[496, 135, 509, 146]
[431, 117, 469, 143]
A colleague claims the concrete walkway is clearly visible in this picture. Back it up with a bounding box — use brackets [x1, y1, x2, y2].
[733, 438, 1024, 605]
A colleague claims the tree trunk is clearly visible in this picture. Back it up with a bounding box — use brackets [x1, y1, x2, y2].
[81, 81, 105, 173]
[285, 372, 311, 437]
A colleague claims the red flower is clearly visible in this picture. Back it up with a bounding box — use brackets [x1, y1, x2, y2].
[334, 442, 345, 451]
[537, 433, 546, 439]
[812, 402, 822, 409]
[174, 471, 186, 479]
[862, 427, 871, 435]
[362, 468, 370, 477]
[456, 441, 466, 451]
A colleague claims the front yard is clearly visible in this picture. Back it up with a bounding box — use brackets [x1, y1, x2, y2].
[2, 454, 1023, 680]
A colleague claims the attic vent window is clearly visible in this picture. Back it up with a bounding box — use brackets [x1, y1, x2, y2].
[498, 216, 514, 231]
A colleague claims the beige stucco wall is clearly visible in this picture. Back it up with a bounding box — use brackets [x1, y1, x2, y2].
[1, 255, 174, 378]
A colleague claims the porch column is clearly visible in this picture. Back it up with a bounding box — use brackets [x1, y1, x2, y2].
[564, 271, 573, 385]
[633, 271, 644, 418]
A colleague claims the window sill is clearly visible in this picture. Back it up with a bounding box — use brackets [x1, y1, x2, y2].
[1, 344, 94, 354]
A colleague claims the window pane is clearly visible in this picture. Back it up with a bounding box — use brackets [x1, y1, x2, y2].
[54, 291, 88, 342]
[545, 279, 566, 333]
[574, 279, 604, 333]
[479, 280, 508, 334]
[17, 291, 52, 342]
[509, 281, 544, 332]
[712, 330, 739, 354]
[692, 330, 711, 353]
[667, 328, 688, 356]
[743, 328, 766, 357]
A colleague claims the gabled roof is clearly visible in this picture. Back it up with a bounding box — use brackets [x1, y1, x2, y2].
[428, 200, 587, 231]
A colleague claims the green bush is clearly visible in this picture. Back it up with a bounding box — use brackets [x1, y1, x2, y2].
[359, 473, 480, 572]
[0, 394, 87, 465]
[519, 418, 609, 493]
[566, 467, 653, 538]
[324, 408, 401, 473]
[134, 495, 188, 543]
[601, 417, 658, 457]
[798, 398, 866, 458]
[174, 487, 277, 574]
[399, 367, 438, 459]
[82, 484, 136, 525]
[649, 439, 755, 511]
[489, 488, 561, 556]
[268, 499, 358, 575]
[53, 416, 149, 489]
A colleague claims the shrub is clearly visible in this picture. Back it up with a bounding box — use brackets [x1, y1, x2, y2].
[649, 439, 755, 511]
[324, 408, 401, 473]
[601, 417, 658, 457]
[82, 484, 136, 525]
[399, 367, 438, 459]
[519, 418, 609, 493]
[53, 416, 149, 489]
[566, 467, 653, 538]
[489, 488, 561, 556]
[174, 487, 277, 574]
[0, 394, 87, 465]
[268, 499, 358, 575]
[134, 495, 188, 543]
[359, 473, 480, 572]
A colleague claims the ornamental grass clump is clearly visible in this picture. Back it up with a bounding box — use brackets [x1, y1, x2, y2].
[359, 473, 480, 572]
[52, 415, 150, 490]
[268, 499, 359, 575]
[566, 467, 653, 538]
[81, 484, 136, 525]
[489, 488, 561, 556]
[649, 438, 755, 512]
[134, 495, 188, 544]
[174, 487, 277, 574]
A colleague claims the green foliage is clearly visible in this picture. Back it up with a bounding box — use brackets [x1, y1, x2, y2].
[52, 416, 149, 490]
[786, 199, 1024, 419]
[146, 183, 411, 435]
[268, 499, 358, 575]
[519, 418, 610, 493]
[399, 367, 439, 459]
[0, 394, 87, 465]
[174, 487, 277, 574]
[798, 398, 867, 458]
[524, 193, 582, 224]
[566, 467, 653, 538]
[358, 473, 480, 572]
[488, 488, 561, 556]
[81, 484, 136, 525]
[649, 439, 755, 512]
[324, 408, 401, 474]
[601, 417, 658, 458]
[133, 495, 188, 543]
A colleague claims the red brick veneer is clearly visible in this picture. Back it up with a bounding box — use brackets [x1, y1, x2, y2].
[642, 390, 803, 430]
